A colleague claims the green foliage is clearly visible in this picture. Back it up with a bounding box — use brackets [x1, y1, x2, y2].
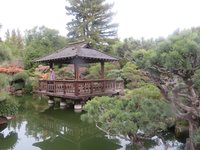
[82, 96, 138, 134]
[130, 49, 155, 69]
[24, 78, 38, 93]
[0, 92, 18, 116]
[0, 74, 10, 90]
[86, 64, 100, 79]
[56, 67, 74, 79]
[122, 62, 149, 89]
[0, 72, 18, 116]
[66, 0, 118, 49]
[11, 71, 37, 93]
[107, 69, 123, 80]
[24, 26, 67, 69]
[192, 69, 200, 91]
[175, 119, 188, 126]
[193, 128, 200, 144]
[130, 29, 200, 74]
[125, 83, 162, 100]
[131, 27, 200, 149]
[5, 29, 24, 58]
[0, 92, 10, 102]
[138, 28, 200, 73]
[12, 71, 29, 82]
[0, 43, 12, 63]
[82, 96, 172, 143]
[86, 63, 120, 79]
[113, 37, 155, 59]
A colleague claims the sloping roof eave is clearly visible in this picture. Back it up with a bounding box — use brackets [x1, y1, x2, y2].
[34, 43, 119, 63]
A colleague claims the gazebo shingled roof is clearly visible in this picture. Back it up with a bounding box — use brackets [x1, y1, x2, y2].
[34, 42, 118, 64]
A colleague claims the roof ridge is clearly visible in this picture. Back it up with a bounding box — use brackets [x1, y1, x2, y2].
[74, 45, 82, 56]
[82, 47, 119, 60]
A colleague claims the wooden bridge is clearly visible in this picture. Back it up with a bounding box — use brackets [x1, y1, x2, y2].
[38, 79, 124, 100]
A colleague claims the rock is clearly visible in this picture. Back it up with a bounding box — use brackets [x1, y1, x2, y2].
[175, 125, 189, 138]
[15, 90, 23, 96]
[0, 116, 8, 125]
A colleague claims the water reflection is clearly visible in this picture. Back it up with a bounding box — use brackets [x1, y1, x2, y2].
[0, 123, 18, 150]
[0, 95, 184, 150]
[30, 108, 122, 150]
[4, 95, 122, 150]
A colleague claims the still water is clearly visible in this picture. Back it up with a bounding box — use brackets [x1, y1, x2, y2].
[0, 95, 184, 150]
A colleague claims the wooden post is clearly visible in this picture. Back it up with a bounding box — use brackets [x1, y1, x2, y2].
[74, 62, 79, 96]
[90, 81, 93, 94]
[63, 83, 66, 95]
[75, 81, 79, 96]
[39, 80, 41, 91]
[49, 62, 53, 69]
[101, 61, 105, 92]
[54, 81, 56, 93]
[74, 63, 79, 80]
[101, 61, 105, 79]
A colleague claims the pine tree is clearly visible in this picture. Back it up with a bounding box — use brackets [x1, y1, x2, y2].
[5, 29, 24, 57]
[65, 0, 118, 47]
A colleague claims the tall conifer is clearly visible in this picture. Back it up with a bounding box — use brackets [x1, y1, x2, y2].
[65, 0, 118, 48]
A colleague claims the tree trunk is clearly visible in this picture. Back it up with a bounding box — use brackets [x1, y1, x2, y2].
[185, 120, 199, 150]
[131, 135, 146, 150]
[159, 136, 169, 150]
[135, 140, 146, 150]
[138, 142, 146, 150]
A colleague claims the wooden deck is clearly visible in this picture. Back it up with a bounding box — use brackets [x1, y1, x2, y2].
[37, 79, 124, 100]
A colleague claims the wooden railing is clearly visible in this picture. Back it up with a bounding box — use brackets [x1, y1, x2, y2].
[38, 79, 124, 97]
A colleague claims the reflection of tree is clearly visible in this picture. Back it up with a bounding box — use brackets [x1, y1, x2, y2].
[125, 131, 184, 150]
[0, 124, 18, 150]
[25, 108, 104, 141]
[7, 95, 50, 140]
[125, 139, 157, 150]
[125, 132, 185, 150]
[34, 114, 100, 142]
[9, 94, 48, 123]
[0, 123, 7, 132]
[155, 131, 184, 150]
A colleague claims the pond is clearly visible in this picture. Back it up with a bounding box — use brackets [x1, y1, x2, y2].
[0, 95, 184, 150]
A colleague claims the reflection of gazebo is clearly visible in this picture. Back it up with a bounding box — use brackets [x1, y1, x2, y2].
[32, 109, 121, 150]
[33, 136, 121, 150]
[35, 42, 124, 107]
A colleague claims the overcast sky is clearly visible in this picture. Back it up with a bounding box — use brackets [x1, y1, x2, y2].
[0, 0, 200, 40]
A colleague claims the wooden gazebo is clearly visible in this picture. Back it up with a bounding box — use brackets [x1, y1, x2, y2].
[35, 42, 124, 108]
